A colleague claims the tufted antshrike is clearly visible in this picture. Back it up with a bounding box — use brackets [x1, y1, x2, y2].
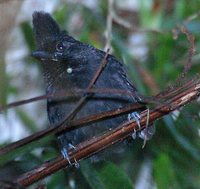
[32, 11, 155, 163]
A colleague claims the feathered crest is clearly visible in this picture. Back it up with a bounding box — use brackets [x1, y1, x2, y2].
[32, 11, 61, 49]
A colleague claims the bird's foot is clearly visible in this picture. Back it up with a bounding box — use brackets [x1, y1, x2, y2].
[128, 112, 141, 139]
[137, 124, 155, 141]
[61, 147, 71, 165]
[128, 112, 141, 129]
[61, 143, 76, 166]
[74, 158, 80, 168]
[68, 143, 76, 150]
[128, 111, 155, 144]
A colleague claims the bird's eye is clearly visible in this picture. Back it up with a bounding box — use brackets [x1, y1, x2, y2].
[56, 42, 65, 52]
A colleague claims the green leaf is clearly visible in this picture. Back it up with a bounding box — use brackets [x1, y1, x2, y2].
[164, 116, 200, 162]
[20, 22, 35, 51]
[81, 161, 105, 189]
[16, 109, 37, 132]
[139, 0, 163, 30]
[47, 171, 69, 189]
[0, 60, 8, 105]
[154, 153, 176, 189]
[54, 5, 68, 26]
[0, 135, 54, 165]
[97, 161, 133, 189]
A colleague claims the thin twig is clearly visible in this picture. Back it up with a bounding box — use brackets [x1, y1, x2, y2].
[65, 49, 110, 121]
[112, 11, 164, 34]
[184, 10, 200, 23]
[174, 26, 195, 82]
[0, 88, 133, 112]
[0, 50, 110, 114]
[155, 75, 198, 99]
[0, 102, 143, 156]
[156, 27, 196, 99]
[104, 0, 113, 51]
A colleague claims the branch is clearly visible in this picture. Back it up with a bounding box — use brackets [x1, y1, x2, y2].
[0, 102, 143, 156]
[104, 0, 113, 51]
[16, 77, 200, 187]
[0, 74, 195, 156]
[0, 88, 134, 111]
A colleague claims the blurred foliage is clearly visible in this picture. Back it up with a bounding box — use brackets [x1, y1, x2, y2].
[0, 59, 7, 105]
[0, 0, 200, 188]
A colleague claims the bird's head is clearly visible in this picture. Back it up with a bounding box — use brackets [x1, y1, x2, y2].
[32, 11, 78, 63]
[32, 11, 93, 89]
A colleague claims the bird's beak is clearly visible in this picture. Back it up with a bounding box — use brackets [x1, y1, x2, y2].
[32, 51, 52, 60]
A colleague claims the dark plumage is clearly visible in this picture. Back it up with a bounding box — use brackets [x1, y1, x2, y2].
[32, 11, 155, 162]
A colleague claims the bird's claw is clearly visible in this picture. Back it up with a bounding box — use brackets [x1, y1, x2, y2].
[128, 111, 155, 143]
[128, 112, 141, 129]
[68, 143, 76, 150]
[61, 143, 76, 166]
[61, 147, 71, 165]
[131, 128, 137, 139]
[74, 158, 80, 168]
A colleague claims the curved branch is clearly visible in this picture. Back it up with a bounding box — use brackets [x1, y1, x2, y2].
[16, 77, 200, 187]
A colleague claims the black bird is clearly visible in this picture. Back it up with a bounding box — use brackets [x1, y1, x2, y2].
[32, 11, 155, 163]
